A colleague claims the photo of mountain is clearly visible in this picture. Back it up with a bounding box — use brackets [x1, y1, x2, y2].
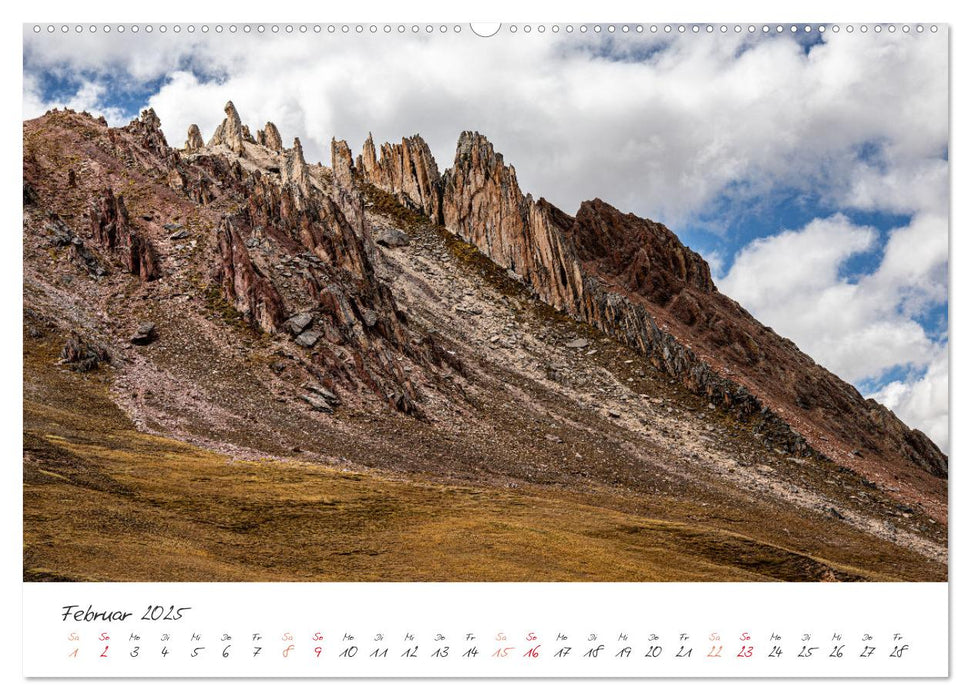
[22, 24, 948, 582]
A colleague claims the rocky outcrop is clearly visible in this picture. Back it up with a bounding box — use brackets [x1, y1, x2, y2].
[440, 132, 586, 314]
[122, 108, 174, 159]
[60, 331, 110, 372]
[865, 399, 948, 478]
[257, 122, 284, 152]
[330, 138, 373, 236]
[441, 131, 529, 267]
[569, 199, 715, 301]
[185, 107, 438, 414]
[332, 132, 583, 311]
[577, 275, 811, 455]
[214, 217, 286, 333]
[330, 138, 355, 190]
[208, 101, 246, 155]
[185, 124, 204, 151]
[357, 133, 442, 219]
[282, 137, 313, 206]
[89, 188, 161, 281]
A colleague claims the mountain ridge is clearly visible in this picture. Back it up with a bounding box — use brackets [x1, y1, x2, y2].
[336, 122, 946, 484]
[21, 103, 947, 581]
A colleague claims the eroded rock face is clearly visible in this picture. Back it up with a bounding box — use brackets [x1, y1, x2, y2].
[570, 199, 715, 301]
[89, 188, 161, 281]
[282, 137, 313, 206]
[61, 331, 110, 371]
[440, 132, 586, 313]
[123, 108, 173, 159]
[357, 133, 442, 219]
[258, 122, 284, 152]
[214, 217, 287, 334]
[174, 104, 443, 414]
[208, 101, 246, 155]
[185, 124, 204, 151]
[357, 129, 947, 475]
[330, 138, 355, 190]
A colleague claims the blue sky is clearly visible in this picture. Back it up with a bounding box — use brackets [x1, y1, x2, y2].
[22, 24, 950, 450]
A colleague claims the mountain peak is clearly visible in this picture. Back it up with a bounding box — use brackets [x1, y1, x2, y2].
[185, 123, 204, 151]
[208, 100, 246, 155]
[570, 197, 716, 298]
[283, 136, 312, 202]
[355, 133, 441, 219]
[257, 121, 284, 152]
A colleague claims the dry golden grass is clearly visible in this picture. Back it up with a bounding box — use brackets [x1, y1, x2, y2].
[24, 332, 912, 583]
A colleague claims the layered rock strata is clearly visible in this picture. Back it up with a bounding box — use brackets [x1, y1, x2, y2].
[345, 129, 946, 475]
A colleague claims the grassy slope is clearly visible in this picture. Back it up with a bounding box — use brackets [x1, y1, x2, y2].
[25, 332, 910, 583]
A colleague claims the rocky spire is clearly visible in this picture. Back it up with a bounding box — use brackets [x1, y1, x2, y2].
[123, 108, 172, 157]
[356, 134, 441, 219]
[283, 137, 312, 205]
[185, 124, 204, 151]
[441, 131, 583, 312]
[139, 107, 162, 132]
[442, 131, 531, 266]
[330, 138, 355, 190]
[207, 100, 246, 155]
[257, 122, 284, 152]
[358, 133, 378, 174]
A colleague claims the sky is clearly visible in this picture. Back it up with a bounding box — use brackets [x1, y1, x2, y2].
[21, 23, 950, 451]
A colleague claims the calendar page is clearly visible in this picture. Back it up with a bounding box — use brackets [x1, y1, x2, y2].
[20, 12, 950, 683]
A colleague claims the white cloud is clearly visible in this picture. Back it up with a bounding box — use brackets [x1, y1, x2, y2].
[717, 215, 877, 314]
[868, 346, 949, 452]
[22, 72, 131, 125]
[718, 213, 948, 449]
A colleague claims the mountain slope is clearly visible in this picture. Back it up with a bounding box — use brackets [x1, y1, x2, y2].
[345, 128, 947, 515]
[22, 105, 946, 581]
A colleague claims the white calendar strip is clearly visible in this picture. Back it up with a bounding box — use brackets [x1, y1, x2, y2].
[23, 582, 947, 677]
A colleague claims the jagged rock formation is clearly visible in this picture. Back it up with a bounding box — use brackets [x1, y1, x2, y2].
[208, 101, 246, 155]
[213, 217, 287, 333]
[345, 129, 946, 478]
[25, 105, 454, 417]
[330, 138, 355, 190]
[123, 108, 172, 158]
[185, 124, 204, 151]
[442, 132, 585, 313]
[89, 188, 161, 281]
[357, 133, 442, 220]
[60, 331, 110, 371]
[282, 137, 312, 206]
[257, 122, 284, 152]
